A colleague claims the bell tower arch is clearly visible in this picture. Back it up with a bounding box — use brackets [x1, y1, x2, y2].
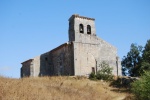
[68, 14, 96, 42]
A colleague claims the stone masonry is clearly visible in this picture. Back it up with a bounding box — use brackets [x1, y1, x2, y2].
[21, 14, 122, 77]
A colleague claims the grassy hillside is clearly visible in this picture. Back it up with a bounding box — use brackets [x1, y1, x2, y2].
[0, 76, 131, 100]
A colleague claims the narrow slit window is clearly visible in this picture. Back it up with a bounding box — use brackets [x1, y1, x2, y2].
[45, 57, 48, 61]
[92, 67, 95, 74]
[79, 24, 84, 33]
[87, 25, 91, 34]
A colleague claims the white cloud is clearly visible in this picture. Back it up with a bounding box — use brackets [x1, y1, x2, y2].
[0, 66, 12, 71]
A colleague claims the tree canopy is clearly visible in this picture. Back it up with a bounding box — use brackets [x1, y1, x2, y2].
[122, 39, 150, 76]
[140, 39, 150, 74]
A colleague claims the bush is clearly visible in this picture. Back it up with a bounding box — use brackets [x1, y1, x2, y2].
[89, 72, 96, 80]
[96, 62, 113, 81]
[89, 61, 113, 81]
[131, 71, 150, 100]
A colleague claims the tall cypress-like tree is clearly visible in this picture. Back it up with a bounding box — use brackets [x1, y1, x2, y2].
[121, 43, 143, 76]
[140, 39, 150, 74]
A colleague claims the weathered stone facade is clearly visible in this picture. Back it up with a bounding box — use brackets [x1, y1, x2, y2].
[21, 14, 122, 77]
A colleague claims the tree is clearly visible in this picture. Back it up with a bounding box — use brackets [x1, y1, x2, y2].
[121, 43, 143, 76]
[140, 39, 150, 74]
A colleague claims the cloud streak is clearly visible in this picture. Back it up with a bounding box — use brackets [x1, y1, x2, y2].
[0, 66, 12, 71]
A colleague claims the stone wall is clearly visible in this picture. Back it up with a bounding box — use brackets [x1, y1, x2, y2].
[34, 43, 74, 76]
[21, 59, 33, 77]
[21, 43, 74, 77]
[50, 43, 74, 76]
[32, 56, 40, 76]
[21, 56, 42, 77]
[73, 36, 120, 76]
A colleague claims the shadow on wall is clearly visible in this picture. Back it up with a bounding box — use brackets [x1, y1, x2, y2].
[39, 53, 53, 76]
[21, 66, 30, 77]
[38, 43, 74, 77]
[21, 59, 33, 78]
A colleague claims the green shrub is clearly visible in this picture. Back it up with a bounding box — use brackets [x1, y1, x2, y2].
[96, 70, 113, 81]
[131, 71, 150, 100]
[89, 61, 113, 81]
[89, 72, 96, 80]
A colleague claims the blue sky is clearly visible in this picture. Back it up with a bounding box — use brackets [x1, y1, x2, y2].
[0, 0, 150, 78]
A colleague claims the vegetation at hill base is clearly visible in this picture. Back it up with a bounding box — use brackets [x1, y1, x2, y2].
[131, 71, 150, 100]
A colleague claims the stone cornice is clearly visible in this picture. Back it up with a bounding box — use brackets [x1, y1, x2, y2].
[69, 14, 95, 21]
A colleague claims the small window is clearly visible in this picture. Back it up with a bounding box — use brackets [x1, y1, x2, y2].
[92, 67, 95, 74]
[87, 25, 91, 34]
[60, 62, 62, 66]
[79, 24, 84, 33]
[45, 57, 48, 61]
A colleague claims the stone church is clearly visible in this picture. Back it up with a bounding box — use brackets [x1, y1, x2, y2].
[21, 14, 122, 77]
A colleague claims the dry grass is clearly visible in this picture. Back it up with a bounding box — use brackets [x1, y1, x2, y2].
[0, 76, 132, 100]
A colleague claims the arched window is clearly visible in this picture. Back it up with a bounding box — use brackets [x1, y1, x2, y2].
[87, 25, 91, 34]
[79, 24, 84, 33]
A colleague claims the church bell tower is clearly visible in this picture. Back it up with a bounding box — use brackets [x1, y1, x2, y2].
[68, 14, 96, 42]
